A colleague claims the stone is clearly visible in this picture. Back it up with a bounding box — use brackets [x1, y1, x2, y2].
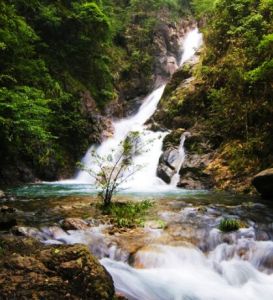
[0, 236, 115, 299]
[0, 205, 16, 213]
[157, 154, 176, 183]
[61, 217, 90, 231]
[0, 205, 17, 231]
[252, 168, 273, 198]
[0, 190, 5, 198]
[162, 129, 186, 151]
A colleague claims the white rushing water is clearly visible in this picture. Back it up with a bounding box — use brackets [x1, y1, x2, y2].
[74, 28, 203, 191]
[101, 238, 273, 300]
[25, 206, 273, 300]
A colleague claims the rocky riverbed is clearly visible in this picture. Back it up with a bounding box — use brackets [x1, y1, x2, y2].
[1, 185, 273, 299]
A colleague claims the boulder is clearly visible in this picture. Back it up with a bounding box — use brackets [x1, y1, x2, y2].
[252, 168, 273, 198]
[178, 154, 214, 190]
[0, 205, 17, 231]
[0, 190, 5, 199]
[61, 218, 90, 231]
[157, 163, 174, 184]
[162, 128, 186, 151]
[157, 148, 179, 183]
[0, 236, 115, 299]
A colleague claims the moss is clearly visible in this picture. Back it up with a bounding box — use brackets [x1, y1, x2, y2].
[163, 63, 193, 97]
[163, 128, 186, 150]
[218, 218, 241, 232]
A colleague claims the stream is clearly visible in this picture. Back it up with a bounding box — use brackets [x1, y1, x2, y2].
[4, 27, 273, 299]
[6, 185, 273, 300]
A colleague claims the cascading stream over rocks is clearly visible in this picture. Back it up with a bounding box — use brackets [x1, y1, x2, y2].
[74, 28, 203, 191]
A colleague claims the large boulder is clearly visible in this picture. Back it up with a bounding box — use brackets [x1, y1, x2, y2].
[252, 168, 273, 198]
[157, 163, 175, 184]
[0, 206, 17, 231]
[178, 152, 214, 190]
[157, 148, 180, 183]
[0, 236, 115, 299]
[61, 218, 90, 231]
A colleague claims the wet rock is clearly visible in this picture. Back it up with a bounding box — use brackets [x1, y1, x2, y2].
[0, 205, 17, 231]
[154, 23, 183, 79]
[157, 151, 176, 183]
[0, 190, 5, 199]
[162, 128, 186, 151]
[252, 168, 273, 198]
[184, 134, 211, 154]
[157, 130, 190, 184]
[176, 130, 215, 190]
[11, 226, 43, 239]
[115, 294, 128, 300]
[61, 217, 90, 231]
[0, 205, 16, 214]
[0, 236, 115, 299]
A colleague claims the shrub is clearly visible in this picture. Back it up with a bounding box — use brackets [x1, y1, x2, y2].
[218, 218, 241, 232]
[100, 200, 153, 228]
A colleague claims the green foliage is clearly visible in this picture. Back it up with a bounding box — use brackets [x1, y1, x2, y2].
[81, 131, 151, 206]
[196, 0, 273, 175]
[218, 218, 241, 232]
[101, 200, 153, 227]
[191, 0, 217, 17]
[0, 0, 190, 183]
[0, 87, 53, 161]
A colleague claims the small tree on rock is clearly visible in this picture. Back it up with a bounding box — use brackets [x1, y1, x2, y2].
[80, 131, 148, 206]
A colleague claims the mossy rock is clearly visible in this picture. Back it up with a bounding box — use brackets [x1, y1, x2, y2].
[184, 134, 208, 154]
[162, 128, 186, 150]
[163, 63, 193, 98]
[0, 236, 115, 299]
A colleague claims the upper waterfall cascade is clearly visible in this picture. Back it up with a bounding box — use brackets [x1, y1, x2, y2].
[74, 28, 203, 190]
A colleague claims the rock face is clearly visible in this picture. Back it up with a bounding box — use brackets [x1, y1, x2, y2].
[0, 206, 17, 231]
[61, 218, 90, 231]
[178, 153, 214, 189]
[178, 133, 214, 189]
[252, 168, 273, 198]
[0, 236, 115, 299]
[154, 20, 196, 80]
[157, 148, 180, 183]
[157, 128, 215, 189]
[157, 129, 186, 183]
[124, 20, 195, 116]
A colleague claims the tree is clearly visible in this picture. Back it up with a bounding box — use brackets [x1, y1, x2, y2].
[80, 131, 148, 206]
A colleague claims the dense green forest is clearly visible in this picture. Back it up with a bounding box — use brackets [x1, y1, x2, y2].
[0, 0, 189, 184]
[0, 0, 272, 191]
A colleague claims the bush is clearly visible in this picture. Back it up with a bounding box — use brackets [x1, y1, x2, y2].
[100, 200, 153, 228]
[218, 218, 241, 232]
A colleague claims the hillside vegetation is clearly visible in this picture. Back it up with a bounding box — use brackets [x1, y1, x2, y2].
[157, 0, 273, 191]
[0, 0, 190, 185]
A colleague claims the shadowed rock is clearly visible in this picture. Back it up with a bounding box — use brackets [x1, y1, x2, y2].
[252, 169, 273, 198]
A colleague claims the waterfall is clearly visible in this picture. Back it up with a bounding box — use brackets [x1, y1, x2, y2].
[74, 28, 203, 190]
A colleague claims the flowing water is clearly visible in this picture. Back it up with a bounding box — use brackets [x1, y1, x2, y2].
[6, 185, 273, 300]
[5, 27, 273, 299]
[73, 28, 203, 191]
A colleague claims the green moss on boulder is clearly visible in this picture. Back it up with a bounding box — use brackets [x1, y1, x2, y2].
[0, 236, 115, 299]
